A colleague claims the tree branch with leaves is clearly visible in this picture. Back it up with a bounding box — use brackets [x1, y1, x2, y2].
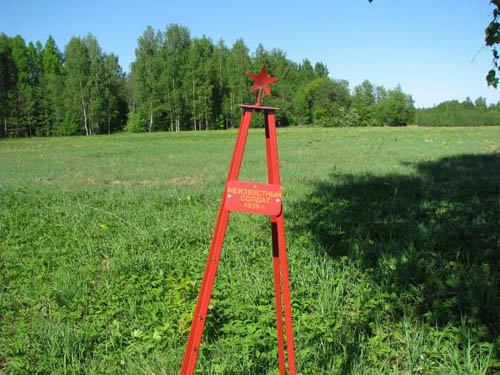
[485, 0, 500, 87]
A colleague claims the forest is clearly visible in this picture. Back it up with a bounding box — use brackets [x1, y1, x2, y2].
[0, 24, 499, 138]
[416, 98, 500, 127]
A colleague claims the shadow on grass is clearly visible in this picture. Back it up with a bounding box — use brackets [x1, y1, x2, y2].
[291, 153, 500, 336]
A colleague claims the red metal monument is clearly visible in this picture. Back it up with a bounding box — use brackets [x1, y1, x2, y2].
[180, 67, 296, 375]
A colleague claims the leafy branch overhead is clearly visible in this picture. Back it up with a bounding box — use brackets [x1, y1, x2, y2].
[369, 0, 500, 88]
[485, 0, 500, 87]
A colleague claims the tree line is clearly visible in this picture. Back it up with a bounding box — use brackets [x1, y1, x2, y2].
[0, 24, 422, 137]
[416, 97, 500, 127]
[0, 34, 127, 137]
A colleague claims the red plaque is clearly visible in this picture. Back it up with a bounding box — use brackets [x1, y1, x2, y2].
[225, 180, 282, 215]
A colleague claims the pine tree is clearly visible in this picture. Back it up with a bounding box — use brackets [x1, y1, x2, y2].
[85, 34, 106, 134]
[40, 36, 63, 135]
[103, 53, 126, 134]
[0, 34, 16, 137]
[23, 42, 42, 136]
[9, 35, 30, 136]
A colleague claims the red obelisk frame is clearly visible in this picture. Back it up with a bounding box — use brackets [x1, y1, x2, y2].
[180, 67, 296, 375]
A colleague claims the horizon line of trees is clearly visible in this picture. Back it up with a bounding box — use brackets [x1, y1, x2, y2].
[127, 25, 416, 133]
[416, 97, 500, 127]
[2, 24, 496, 138]
[0, 33, 127, 137]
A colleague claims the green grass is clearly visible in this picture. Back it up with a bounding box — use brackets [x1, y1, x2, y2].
[1, 125, 500, 374]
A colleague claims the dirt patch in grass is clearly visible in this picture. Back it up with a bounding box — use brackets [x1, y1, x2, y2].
[137, 180, 158, 185]
[483, 144, 500, 152]
[164, 176, 200, 185]
[100, 258, 112, 271]
[34, 177, 54, 183]
[102, 177, 201, 186]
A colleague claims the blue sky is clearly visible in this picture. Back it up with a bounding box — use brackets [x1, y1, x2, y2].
[1, 0, 498, 108]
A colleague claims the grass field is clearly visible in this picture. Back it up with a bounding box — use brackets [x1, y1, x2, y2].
[1, 125, 500, 374]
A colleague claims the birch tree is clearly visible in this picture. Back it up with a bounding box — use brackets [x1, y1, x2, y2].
[226, 39, 251, 127]
[163, 24, 191, 131]
[187, 37, 215, 130]
[129, 26, 161, 132]
[64, 36, 91, 135]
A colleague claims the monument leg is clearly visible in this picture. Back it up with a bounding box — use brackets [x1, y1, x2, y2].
[265, 111, 296, 375]
[271, 220, 287, 375]
[180, 110, 253, 375]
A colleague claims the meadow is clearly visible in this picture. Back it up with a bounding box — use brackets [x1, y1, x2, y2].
[1, 124, 499, 374]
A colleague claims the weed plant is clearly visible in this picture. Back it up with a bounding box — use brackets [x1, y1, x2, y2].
[1, 125, 499, 374]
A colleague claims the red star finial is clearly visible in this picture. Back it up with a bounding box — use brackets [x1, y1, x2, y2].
[246, 66, 279, 106]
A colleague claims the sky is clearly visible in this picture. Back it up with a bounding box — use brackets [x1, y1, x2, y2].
[1, 0, 498, 108]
